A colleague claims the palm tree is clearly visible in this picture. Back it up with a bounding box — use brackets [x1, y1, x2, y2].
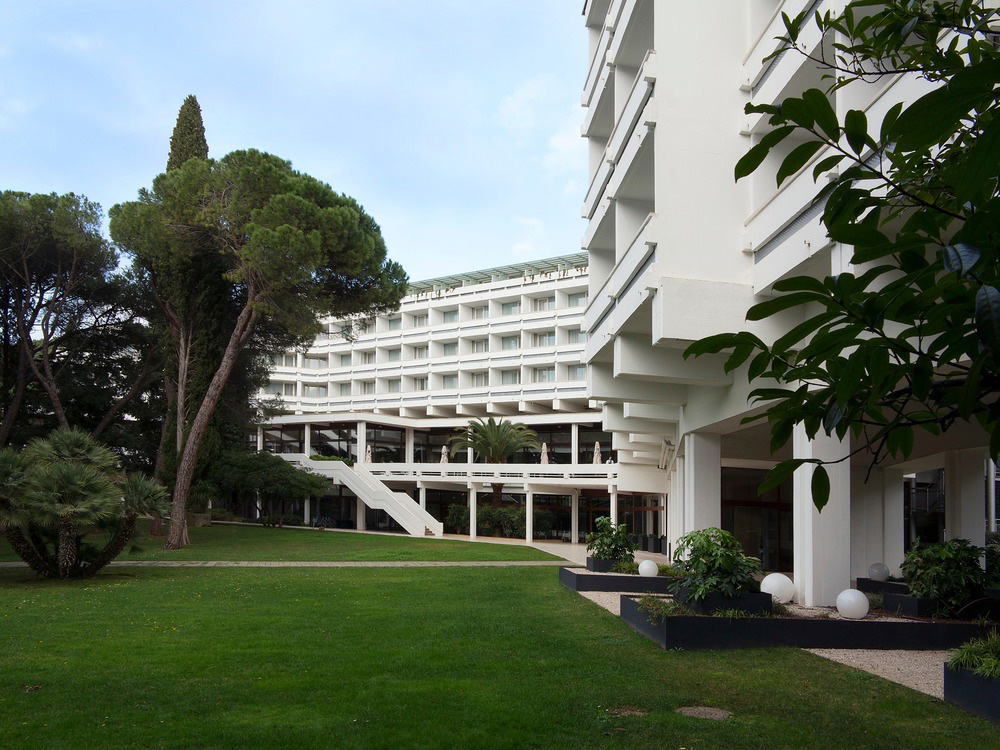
[0, 428, 167, 578]
[449, 418, 540, 507]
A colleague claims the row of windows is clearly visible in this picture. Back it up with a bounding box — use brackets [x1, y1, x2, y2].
[271, 330, 586, 369]
[267, 365, 586, 398]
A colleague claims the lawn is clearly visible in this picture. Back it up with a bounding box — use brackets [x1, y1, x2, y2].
[1, 565, 998, 749]
[0, 522, 560, 563]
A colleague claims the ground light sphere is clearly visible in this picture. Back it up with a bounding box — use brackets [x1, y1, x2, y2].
[868, 563, 890, 582]
[760, 572, 795, 603]
[836, 588, 870, 619]
[638, 559, 659, 577]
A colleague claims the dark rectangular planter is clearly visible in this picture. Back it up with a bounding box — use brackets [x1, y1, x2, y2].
[586, 556, 615, 573]
[646, 535, 661, 554]
[638, 536, 649, 551]
[883, 592, 939, 617]
[620, 596, 989, 650]
[944, 666, 1000, 725]
[856, 577, 908, 596]
[560, 566, 670, 594]
[677, 586, 772, 616]
[660, 537, 670, 557]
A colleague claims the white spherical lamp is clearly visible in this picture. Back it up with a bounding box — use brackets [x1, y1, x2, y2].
[638, 559, 659, 578]
[760, 573, 795, 604]
[868, 563, 890, 582]
[836, 588, 869, 620]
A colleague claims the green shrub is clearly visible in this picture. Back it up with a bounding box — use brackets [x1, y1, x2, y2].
[987, 531, 999, 584]
[585, 516, 635, 564]
[901, 538, 987, 613]
[445, 505, 470, 535]
[670, 527, 761, 602]
[637, 595, 694, 621]
[611, 561, 684, 577]
[949, 630, 1000, 678]
[309, 454, 354, 466]
[443, 505, 526, 538]
[208, 508, 237, 521]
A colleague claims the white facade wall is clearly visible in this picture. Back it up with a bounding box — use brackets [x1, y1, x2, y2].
[581, 0, 991, 602]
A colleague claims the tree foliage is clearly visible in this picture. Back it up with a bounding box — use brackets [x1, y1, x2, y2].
[449, 417, 540, 506]
[0, 428, 167, 578]
[111, 148, 407, 548]
[166, 95, 209, 171]
[685, 0, 1000, 509]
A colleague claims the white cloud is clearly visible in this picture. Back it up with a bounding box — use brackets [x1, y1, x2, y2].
[497, 74, 559, 135]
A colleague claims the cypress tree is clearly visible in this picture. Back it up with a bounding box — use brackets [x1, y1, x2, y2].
[166, 95, 208, 171]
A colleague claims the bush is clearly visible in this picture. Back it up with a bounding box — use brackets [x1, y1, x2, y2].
[585, 516, 635, 564]
[901, 539, 987, 613]
[309, 454, 354, 466]
[260, 514, 304, 528]
[670, 527, 761, 601]
[445, 505, 470, 535]
[949, 630, 1000, 679]
[208, 508, 238, 521]
[987, 531, 999, 584]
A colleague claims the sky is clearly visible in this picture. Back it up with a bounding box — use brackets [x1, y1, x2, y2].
[0, 0, 587, 282]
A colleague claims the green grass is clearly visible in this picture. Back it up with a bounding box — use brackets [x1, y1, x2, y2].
[0, 522, 560, 562]
[1, 566, 998, 749]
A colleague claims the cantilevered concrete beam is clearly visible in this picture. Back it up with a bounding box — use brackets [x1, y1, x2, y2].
[589, 363, 688, 405]
[613, 334, 733, 386]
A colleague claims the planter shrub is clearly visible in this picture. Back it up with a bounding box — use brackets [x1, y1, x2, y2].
[901, 539, 987, 614]
[585, 516, 635, 568]
[945, 630, 1000, 724]
[670, 527, 762, 601]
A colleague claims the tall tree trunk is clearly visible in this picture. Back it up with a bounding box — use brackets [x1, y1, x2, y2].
[57, 519, 77, 577]
[176, 330, 191, 453]
[3, 527, 55, 577]
[491, 482, 504, 508]
[87, 514, 137, 575]
[0, 346, 30, 447]
[165, 304, 258, 549]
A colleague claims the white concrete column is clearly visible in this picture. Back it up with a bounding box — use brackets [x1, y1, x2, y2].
[405, 428, 415, 463]
[304, 497, 311, 526]
[571, 423, 580, 464]
[419, 485, 427, 510]
[988, 459, 997, 533]
[466, 447, 474, 464]
[256, 426, 263, 451]
[883, 469, 906, 576]
[944, 449, 987, 550]
[682, 432, 722, 532]
[792, 426, 851, 606]
[356, 421, 367, 463]
[525, 491, 534, 541]
[303, 422, 311, 456]
[665, 460, 684, 556]
[468, 487, 478, 539]
[571, 492, 579, 543]
[356, 497, 367, 531]
[610, 487, 618, 525]
[850, 467, 884, 581]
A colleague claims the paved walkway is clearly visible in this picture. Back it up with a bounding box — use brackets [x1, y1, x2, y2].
[0, 559, 573, 569]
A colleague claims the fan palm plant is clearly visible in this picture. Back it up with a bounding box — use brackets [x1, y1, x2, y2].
[0, 428, 167, 578]
[449, 418, 540, 507]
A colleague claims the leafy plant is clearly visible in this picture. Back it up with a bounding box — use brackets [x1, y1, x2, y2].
[949, 630, 1000, 679]
[987, 530, 999, 584]
[866, 593, 884, 611]
[585, 516, 635, 564]
[901, 539, 987, 613]
[637, 595, 695, 622]
[449, 418, 540, 507]
[670, 528, 761, 601]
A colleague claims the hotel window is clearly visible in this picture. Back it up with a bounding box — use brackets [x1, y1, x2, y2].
[386, 317, 401, 331]
[413, 346, 428, 359]
[533, 296, 555, 312]
[264, 383, 282, 395]
[501, 369, 520, 385]
[533, 367, 556, 383]
[472, 372, 488, 387]
[533, 331, 555, 347]
[339, 353, 352, 366]
[567, 328, 586, 344]
[283, 382, 297, 396]
[387, 379, 401, 393]
[359, 322, 373, 335]
[413, 377, 427, 391]
[501, 301, 520, 316]
[362, 351, 375, 364]
[442, 342, 458, 356]
[567, 292, 588, 308]
[501, 335, 520, 351]
[442, 374, 458, 389]
[472, 305, 488, 319]
[472, 338, 489, 353]
[362, 381, 375, 395]
[339, 383, 352, 396]
[303, 385, 327, 398]
[412, 314, 429, 327]
[387, 348, 401, 362]
[269, 354, 281, 367]
[442, 309, 459, 324]
[568, 364, 586, 381]
[283, 354, 297, 367]
[303, 355, 327, 369]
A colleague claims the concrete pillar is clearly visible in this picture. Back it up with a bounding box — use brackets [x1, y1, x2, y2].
[792, 426, 851, 606]
[256, 426, 263, 452]
[571, 423, 580, 464]
[419, 485, 427, 510]
[988, 459, 997, 533]
[682, 432, 722, 532]
[304, 497, 311, 526]
[883, 469, 906, 576]
[303, 422, 311, 456]
[468, 487, 477, 539]
[665, 459, 684, 555]
[610, 488, 618, 525]
[356, 421, 367, 463]
[356, 497, 367, 531]
[571, 491, 579, 544]
[525, 491, 534, 541]
[945, 449, 987, 550]
[405, 428, 415, 463]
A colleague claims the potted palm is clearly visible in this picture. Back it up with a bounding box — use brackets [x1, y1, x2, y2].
[585, 516, 635, 572]
[449, 417, 540, 507]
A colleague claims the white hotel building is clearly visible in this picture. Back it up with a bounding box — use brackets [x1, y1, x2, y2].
[255, 254, 668, 543]
[580, 0, 994, 604]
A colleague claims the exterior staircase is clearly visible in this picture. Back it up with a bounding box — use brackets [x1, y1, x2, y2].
[284, 454, 444, 537]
